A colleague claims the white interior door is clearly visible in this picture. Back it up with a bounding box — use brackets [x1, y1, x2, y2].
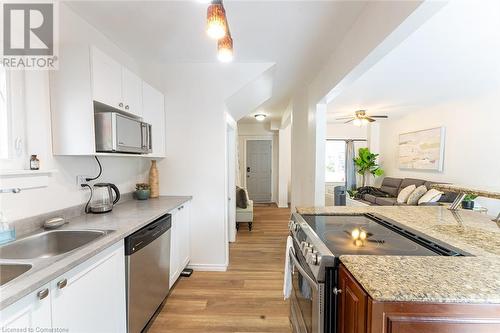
[246, 140, 272, 202]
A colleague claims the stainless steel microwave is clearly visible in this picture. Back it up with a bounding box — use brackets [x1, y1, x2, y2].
[95, 112, 152, 154]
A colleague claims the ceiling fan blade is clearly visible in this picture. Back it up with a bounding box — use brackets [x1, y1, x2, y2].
[344, 119, 354, 124]
[366, 117, 376, 122]
[335, 117, 354, 120]
[370, 115, 389, 118]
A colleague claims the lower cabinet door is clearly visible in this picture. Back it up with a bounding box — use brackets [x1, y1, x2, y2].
[178, 203, 191, 270]
[0, 284, 52, 331]
[169, 208, 180, 287]
[169, 202, 191, 287]
[338, 265, 368, 333]
[51, 241, 126, 333]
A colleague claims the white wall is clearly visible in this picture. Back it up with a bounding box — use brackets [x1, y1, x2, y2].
[379, 95, 500, 216]
[0, 4, 149, 221]
[237, 122, 279, 203]
[326, 123, 368, 140]
[139, 63, 274, 270]
[278, 123, 291, 208]
[289, 1, 434, 209]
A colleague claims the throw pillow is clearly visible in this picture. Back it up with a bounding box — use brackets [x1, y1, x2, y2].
[418, 189, 443, 205]
[406, 185, 428, 205]
[236, 186, 248, 209]
[397, 184, 416, 204]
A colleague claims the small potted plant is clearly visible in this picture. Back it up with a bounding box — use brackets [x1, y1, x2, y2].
[135, 183, 151, 200]
[461, 194, 477, 210]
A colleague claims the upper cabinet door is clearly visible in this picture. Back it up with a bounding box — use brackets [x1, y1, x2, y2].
[91, 47, 122, 110]
[142, 82, 165, 156]
[121, 67, 143, 117]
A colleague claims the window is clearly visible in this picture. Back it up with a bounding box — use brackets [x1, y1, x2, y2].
[325, 140, 345, 183]
[0, 66, 8, 159]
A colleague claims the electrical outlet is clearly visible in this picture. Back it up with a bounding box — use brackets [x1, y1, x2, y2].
[77, 175, 89, 188]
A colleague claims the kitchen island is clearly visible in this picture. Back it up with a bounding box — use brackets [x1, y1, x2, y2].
[296, 205, 500, 333]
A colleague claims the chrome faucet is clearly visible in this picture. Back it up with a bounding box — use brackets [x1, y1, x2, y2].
[0, 188, 21, 194]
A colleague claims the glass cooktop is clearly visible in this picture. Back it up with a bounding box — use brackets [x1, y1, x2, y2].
[301, 214, 465, 257]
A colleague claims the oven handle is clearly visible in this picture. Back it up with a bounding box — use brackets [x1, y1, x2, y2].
[289, 248, 319, 290]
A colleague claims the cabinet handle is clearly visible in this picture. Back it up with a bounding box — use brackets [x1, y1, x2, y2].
[37, 288, 49, 300]
[178, 205, 184, 211]
[125, 105, 129, 110]
[57, 278, 68, 289]
[118, 102, 123, 108]
[333, 287, 342, 295]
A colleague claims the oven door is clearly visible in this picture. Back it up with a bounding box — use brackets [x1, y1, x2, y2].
[289, 248, 324, 333]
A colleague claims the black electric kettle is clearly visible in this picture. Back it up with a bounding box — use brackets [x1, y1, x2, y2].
[88, 183, 120, 214]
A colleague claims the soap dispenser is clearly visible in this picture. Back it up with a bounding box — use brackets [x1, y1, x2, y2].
[0, 212, 15, 245]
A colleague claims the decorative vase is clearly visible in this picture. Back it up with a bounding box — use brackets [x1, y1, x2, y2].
[135, 189, 150, 200]
[149, 160, 159, 198]
[461, 201, 474, 210]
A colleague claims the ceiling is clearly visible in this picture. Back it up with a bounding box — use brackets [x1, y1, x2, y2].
[67, 1, 368, 123]
[327, 0, 500, 123]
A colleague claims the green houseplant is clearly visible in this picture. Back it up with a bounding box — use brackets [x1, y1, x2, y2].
[461, 194, 477, 210]
[353, 148, 384, 187]
[135, 183, 151, 200]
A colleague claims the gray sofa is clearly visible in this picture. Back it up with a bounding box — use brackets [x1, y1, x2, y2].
[357, 177, 457, 206]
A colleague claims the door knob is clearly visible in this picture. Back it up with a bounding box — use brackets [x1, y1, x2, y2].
[118, 102, 123, 108]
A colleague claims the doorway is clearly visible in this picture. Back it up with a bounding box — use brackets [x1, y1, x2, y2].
[246, 140, 272, 202]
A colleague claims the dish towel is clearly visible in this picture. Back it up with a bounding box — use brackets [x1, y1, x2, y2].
[283, 235, 294, 300]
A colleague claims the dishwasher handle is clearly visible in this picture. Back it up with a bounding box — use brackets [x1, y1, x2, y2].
[125, 213, 171, 255]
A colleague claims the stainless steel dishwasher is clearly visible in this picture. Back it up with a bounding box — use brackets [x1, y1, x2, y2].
[125, 213, 171, 333]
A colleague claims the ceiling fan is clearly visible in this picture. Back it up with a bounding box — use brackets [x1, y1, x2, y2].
[335, 110, 388, 126]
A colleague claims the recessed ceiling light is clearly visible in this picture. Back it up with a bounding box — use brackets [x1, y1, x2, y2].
[254, 114, 266, 121]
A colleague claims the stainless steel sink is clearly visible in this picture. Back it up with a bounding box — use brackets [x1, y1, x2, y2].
[0, 230, 111, 259]
[0, 263, 32, 286]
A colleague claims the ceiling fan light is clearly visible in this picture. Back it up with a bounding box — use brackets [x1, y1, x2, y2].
[206, 4, 227, 39]
[361, 118, 369, 125]
[353, 118, 362, 126]
[217, 34, 233, 62]
[254, 114, 266, 121]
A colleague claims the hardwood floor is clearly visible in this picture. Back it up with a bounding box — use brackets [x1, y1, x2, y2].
[148, 205, 292, 333]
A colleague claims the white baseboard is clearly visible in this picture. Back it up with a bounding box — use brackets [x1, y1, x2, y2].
[278, 204, 289, 208]
[187, 263, 228, 272]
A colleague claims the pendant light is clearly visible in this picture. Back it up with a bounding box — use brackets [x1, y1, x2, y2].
[206, 2, 226, 39]
[217, 33, 233, 62]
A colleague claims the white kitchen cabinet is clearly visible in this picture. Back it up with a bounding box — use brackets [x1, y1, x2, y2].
[142, 82, 166, 157]
[0, 241, 127, 332]
[169, 202, 191, 287]
[90, 47, 142, 118]
[0, 283, 52, 331]
[51, 241, 126, 333]
[91, 47, 122, 110]
[121, 67, 143, 117]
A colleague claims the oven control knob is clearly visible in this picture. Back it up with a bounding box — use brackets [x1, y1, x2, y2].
[306, 252, 319, 265]
[288, 221, 299, 232]
[300, 241, 310, 251]
[302, 246, 313, 256]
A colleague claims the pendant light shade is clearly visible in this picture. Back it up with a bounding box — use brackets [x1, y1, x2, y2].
[206, 3, 226, 39]
[217, 34, 233, 62]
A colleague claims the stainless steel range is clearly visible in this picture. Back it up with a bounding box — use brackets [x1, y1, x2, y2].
[287, 213, 468, 333]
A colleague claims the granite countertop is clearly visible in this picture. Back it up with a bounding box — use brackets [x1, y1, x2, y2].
[431, 183, 500, 199]
[0, 196, 192, 310]
[297, 205, 500, 304]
